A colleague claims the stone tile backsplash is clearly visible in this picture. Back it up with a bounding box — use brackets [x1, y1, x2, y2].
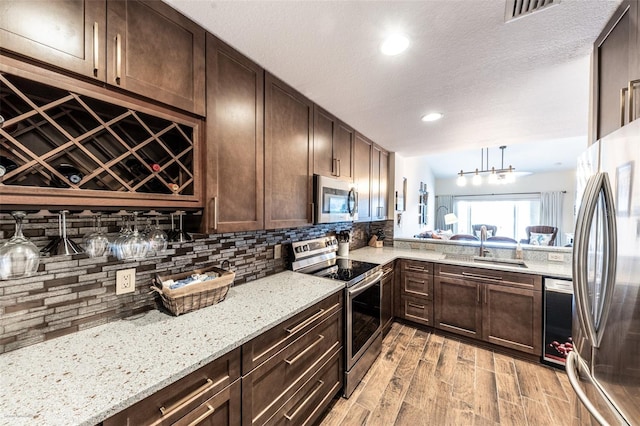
[0, 212, 393, 354]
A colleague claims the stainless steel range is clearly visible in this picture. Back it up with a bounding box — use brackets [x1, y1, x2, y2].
[289, 236, 382, 398]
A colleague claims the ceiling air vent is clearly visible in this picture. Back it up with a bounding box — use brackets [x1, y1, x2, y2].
[505, 0, 559, 22]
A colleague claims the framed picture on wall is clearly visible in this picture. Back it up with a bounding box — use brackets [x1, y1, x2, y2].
[616, 161, 633, 216]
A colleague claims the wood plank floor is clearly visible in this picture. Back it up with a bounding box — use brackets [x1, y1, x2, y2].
[320, 322, 584, 426]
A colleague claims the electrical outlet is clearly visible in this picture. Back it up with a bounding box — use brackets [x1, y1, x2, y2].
[274, 244, 282, 259]
[548, 253, 564, 262]
[116, 268, 136, 295]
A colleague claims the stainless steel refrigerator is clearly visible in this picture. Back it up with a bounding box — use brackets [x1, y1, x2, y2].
[568, 118, 640, 425]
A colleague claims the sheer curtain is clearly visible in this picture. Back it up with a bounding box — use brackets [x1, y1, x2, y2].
[540, 191, 564, 245]
[435, 195, 454, 230]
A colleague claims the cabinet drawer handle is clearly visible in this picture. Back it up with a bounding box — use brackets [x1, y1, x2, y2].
[484, 286, 488, 304]
[462, 271, 502, 281]
[115, 33, 122, 84]
[628, 79, 640, 123]
[408, 302, 425, 309]
[285, 308, 325, 335]
[477, 285, 480, 303]
[211, 196, 218, 230]
[159, 378, 216, 417]
[336, 158, 341, 177]
[284, 380, 324, 421]
[406, 266, 425, 272]
[310, 202, 315, 224]
[187, 403, 215, 426]
[285, 335, 325, 365]
[621, 86, 628, 127]
[93, 22, 99, 75]
[332, 158, 338, 176]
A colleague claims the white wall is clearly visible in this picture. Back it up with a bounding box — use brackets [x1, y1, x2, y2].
[393, 154, 437, 238]
[435, 169, 576, 246]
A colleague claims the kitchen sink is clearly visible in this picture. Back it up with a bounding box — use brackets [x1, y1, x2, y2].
[473, 256, 527, 268]
[444, 253, 527, 268]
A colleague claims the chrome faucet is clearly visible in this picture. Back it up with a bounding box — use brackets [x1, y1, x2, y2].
[479, 225, 490, 257]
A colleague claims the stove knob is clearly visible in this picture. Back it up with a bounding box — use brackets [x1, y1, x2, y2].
[303, 245, 309, 251]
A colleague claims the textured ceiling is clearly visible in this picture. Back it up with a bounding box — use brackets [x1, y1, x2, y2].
[165, 0, 621, 177]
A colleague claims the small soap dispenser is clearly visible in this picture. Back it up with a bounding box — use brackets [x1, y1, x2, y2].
[515, 242, 524, 260]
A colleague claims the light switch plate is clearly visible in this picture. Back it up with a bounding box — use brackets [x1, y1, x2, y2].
[274, 244, 282, 259]
[116, 268, 136, 295]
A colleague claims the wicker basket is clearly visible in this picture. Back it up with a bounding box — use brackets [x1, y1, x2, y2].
[151, 266, 235, 316]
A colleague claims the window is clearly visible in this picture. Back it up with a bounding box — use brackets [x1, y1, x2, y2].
[454, 194, 540, 241]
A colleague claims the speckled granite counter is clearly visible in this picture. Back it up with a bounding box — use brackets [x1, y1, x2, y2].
[0, 271, 344, 426]
[343, 246, 573, 279]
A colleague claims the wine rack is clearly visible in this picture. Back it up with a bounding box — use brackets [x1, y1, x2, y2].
[0, 72, 202, 209]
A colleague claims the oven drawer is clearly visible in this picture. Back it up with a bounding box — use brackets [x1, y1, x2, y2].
[400, 294, 433, 326]
[402, 271, 433, 299]
[242, 291, 342, 373]
[242, 309, 342, 426]
[264, 348, 342, 426]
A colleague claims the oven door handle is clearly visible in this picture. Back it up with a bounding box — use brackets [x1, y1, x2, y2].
[348, 270, 384, 297]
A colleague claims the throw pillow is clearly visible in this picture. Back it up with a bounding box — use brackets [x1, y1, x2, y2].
[529, 232, 553, 246]
[474, 229, 494, 239]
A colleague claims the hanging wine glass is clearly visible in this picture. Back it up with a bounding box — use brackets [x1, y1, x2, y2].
[0, 211, 40, 280]
[40, 210, 84, 256]
[147, 215, 167, 256]
[168, 211, 191, 242]
[83, 214, 109, 258]
[111, 215, 132, 260]
[121, 212, 149, 260]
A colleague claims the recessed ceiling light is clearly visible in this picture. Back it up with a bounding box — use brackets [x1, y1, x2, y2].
[421, 112, 443, 122]
[380, 34, 410, 56]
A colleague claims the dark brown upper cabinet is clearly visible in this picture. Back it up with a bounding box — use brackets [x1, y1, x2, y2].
[372, 144, 389, 220]
[313, 105, 354, 182]
[204, 34, 264, 233]
[264, 72, 313, 229]
[0, 0, 107, 81]
[354, 132, 373, 222]
[106, 0, 205, 116]
[592, 0, 640, 142]
[0, 0, 205, 116]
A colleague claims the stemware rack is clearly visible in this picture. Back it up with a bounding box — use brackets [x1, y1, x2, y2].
[0, 71, 202, 209]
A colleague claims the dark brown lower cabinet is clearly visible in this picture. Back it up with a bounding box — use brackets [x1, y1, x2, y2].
[396, 260, 434, 327]
[433, 276, 482, 339]
[380, 264, 394, 336]
[103, 348, 241, 425]
[483, 283, 542, 354]
[173, 379, 241, 426]
[434, 264, 543, 356]
[241, 306, 343, 426]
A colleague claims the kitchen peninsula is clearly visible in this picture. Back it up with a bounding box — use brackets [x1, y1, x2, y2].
[0, 240, 571, 425]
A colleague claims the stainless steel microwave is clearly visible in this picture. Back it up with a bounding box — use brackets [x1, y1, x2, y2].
[314, 175, 358, 224]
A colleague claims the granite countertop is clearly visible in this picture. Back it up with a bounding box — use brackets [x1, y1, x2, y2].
[0, 245, 571, 425]
[0, 271, 344, 426]
[343, 246, 573, 279]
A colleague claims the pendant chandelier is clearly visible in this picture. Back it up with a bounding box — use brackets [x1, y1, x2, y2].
[456, 145, 516, 186]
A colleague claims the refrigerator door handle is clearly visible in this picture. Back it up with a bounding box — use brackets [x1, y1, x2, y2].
[573, 172, 618, 348]
[566, 352, 612, 426]
[573, 173, 601, 346]
[597, 172, 617, 347]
